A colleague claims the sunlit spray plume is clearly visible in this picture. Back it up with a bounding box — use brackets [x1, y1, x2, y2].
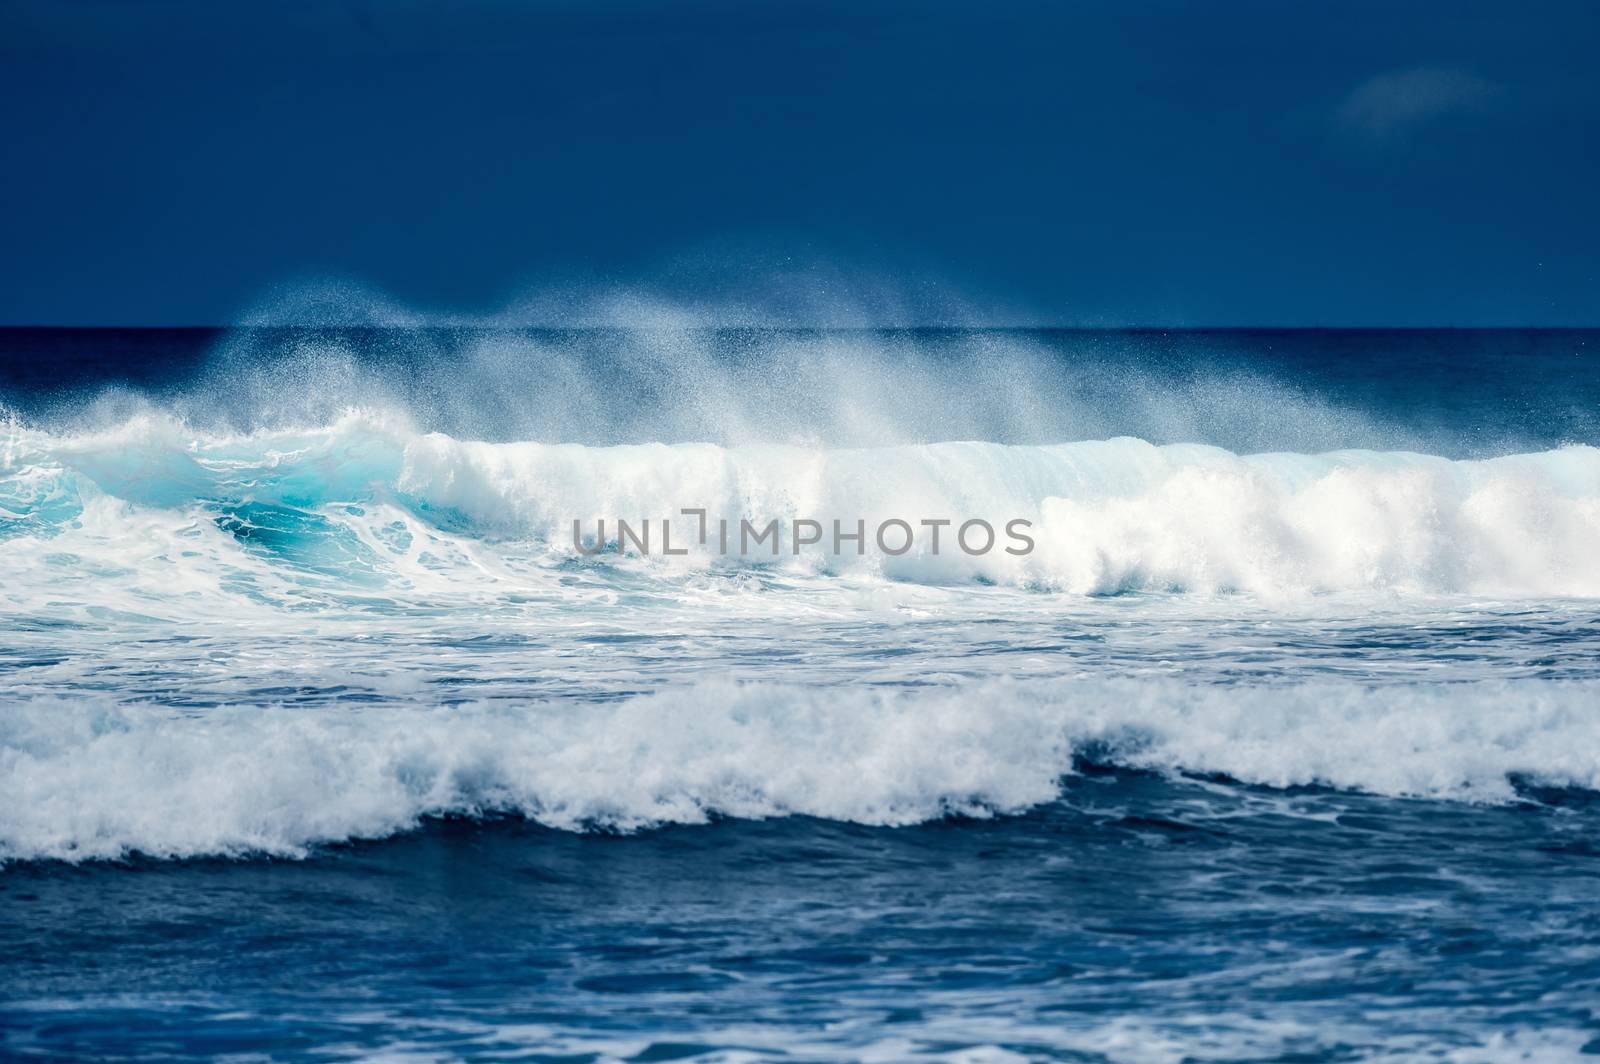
[3, 280, 1451, 453]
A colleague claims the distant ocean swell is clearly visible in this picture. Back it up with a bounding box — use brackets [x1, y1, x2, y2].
[5, 412, 1600, 597]
[4, 677, 1599, 862]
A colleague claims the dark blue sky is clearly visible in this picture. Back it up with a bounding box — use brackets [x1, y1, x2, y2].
[2, 0, 1596, 325]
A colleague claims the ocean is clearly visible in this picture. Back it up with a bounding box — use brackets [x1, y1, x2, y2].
[2, 326, 1599, 1061]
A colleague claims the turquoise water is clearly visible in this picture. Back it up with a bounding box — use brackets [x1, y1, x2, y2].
[3, 327, 1600, 1060]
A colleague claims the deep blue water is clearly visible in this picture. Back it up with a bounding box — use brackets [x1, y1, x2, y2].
[3, 327, 1600, 1060]
[6, 778, 1600, 1061]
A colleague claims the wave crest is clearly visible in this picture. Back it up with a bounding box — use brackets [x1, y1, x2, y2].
[5, 414, 1600, 598]
[4, 678, 1597, 862]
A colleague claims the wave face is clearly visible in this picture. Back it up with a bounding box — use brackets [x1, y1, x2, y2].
[6, 415, 1600, 601]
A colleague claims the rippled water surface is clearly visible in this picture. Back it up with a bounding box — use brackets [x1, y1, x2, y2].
[4, 328, 1600, 1060]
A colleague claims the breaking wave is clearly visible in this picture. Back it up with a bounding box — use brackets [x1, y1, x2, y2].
[4, 677, 1598, 862]
[4, 412, 1600, 598]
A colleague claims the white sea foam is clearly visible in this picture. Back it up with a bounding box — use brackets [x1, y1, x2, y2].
[7, 414, 1600, 864]
[3, 678, 1596, 862]
[5, 413, 1600, 598]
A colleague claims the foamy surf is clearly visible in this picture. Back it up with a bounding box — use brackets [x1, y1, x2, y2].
[5, 413, 1600, 599]
[6, 327, 1600, 1064]
[4, 677, 1597, 862]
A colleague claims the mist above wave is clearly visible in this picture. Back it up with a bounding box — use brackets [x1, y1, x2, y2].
[6, 274, 1595, 453]
[35, 327, 1402, 452]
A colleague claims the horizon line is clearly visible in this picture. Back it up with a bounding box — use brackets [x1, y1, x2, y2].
[1, 323, 1597, 332]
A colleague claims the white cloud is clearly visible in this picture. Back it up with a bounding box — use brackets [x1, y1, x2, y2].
[1337, 65, 1500, 140]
